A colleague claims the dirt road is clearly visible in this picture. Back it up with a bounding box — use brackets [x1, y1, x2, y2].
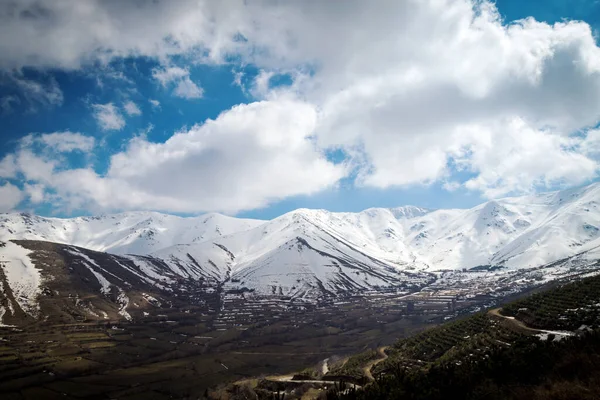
[488, 308, 537, 332]
[488, 308, 574, 337]
[362, 346, 389, 382]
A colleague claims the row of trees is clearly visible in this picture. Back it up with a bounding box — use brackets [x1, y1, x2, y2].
[503, 273, 600, 330]
[327, 273, 600, 399]
[328, 329, 600, 400]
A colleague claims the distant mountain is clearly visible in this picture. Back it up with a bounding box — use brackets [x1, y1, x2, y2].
[0, 211, 264, 255]
[406, 183, 600, 270]
[1, 182, 600, 315]
[151, 208, 434, 298]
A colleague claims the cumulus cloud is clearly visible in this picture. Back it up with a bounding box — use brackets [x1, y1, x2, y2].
[92, 103, 125, 131]
[2, 101, 344, 213]
[247, 0, 600, 197]
[15, 149, 56, 183]
[0, 183, 23, 212]
[0, 0, 248, 70]
[0, 132, 96, 211]
[149, 99, 160, 108]
[152, 66, 203, 99]
[2, 0, 600, 210]
[275, 1, 600, 197]
[457, 119, 598, 198]
[123, 100, 142, 116]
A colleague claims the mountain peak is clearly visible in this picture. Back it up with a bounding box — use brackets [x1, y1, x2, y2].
[2, 181, 600, 278]
[389, 206, 433, 219]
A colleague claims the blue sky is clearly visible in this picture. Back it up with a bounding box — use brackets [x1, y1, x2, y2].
[1, 0, 600, 219]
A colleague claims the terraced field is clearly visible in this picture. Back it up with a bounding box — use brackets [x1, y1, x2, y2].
[310, 274, 600, 388]
[309, 274, 600, 400]
[0, 293, 447, 399]
[502, 272, 600, 330]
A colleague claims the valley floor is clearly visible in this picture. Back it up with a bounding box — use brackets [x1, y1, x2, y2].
[0, 295, 449, 400]
[2, 240, 600, 399]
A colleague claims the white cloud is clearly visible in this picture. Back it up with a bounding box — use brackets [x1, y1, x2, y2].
[0, 183, 23, 212]
[152, 67, 189, 86]
[24, 183, 46, 204]
[232, 70, 244, 87]
[13, 75, 63, 108]
[92, 103, 125, 131]
[149, 99, 161, 108]
[442, 181, 462, 192]
[152, 66, 203, 99]
[251, 70, 275, 98]
[123, 100, 142, 116]
[102, 100, 343, 212]
[33, 131, 95, 153]
[0, 1, 248, 70]
[15, 149, 56, 183]
[2, 0, 600, 207]
[458, 119, 598, 197]
[252, 0, 600, 197]
[581, 129, 600, 157]
[173, 77, 203, 99]
[2, 100, 344, 213]
[0, 132, 94, 210]
[0, 155, 17, 178]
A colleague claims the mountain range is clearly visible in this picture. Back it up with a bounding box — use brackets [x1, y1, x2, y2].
[1, 182, 600, 325]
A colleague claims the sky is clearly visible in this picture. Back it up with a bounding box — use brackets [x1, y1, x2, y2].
[1, 0, 600, 219]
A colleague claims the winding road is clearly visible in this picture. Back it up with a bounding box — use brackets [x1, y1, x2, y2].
[362, 346, 389, 382]
[488, 308, 574, 337]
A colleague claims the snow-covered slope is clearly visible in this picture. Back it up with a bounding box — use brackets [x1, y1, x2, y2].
[0, 239, 220, 326]
[405, 183, 600, 270]
[1, 183, 600, 299]
[153, 208, 434, 296]
[153, 183, 600, 293]
[0, 241, 41, 319]
[0, 241, 132, 324]
[0, 212, 264, 255]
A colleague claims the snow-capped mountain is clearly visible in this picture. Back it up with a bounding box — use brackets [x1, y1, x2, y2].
[152, 208, 434, 297]
[1, 182, 600, 305]
[0, 211, 264, 255]
[405, 182, 600, 270]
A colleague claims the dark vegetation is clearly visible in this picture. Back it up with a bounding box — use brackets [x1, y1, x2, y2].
[329, 330, 600, 400]
[502, 272, 600, 330]
[379, 314, 519, 366]
[325, 273, 600, 400]
[0, 242, 447, 400]
[324, 349, 379, 382]
[203, 274, 600, 399]
[4, 240, 600, 399]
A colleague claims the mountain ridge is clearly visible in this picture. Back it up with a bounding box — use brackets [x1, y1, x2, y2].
[1, 182, 600, 304]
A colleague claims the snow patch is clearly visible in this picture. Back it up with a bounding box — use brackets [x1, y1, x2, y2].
[117, 290, 132, 321]
[66, 249, 112, 295]
[0, 241, 42, 316]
